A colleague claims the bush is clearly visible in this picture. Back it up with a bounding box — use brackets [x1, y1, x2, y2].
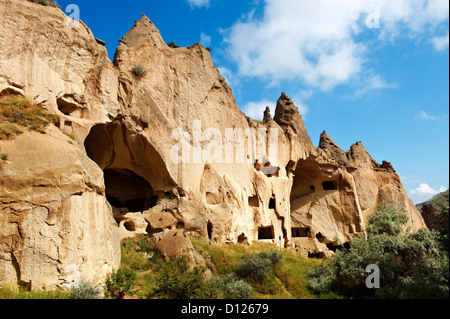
[235, 255, 273, 284]
[131, 65, 147, 78]
[1, 153, 7, 161]
[0, 95, 59, 136]
[27, 0, 61, 7]
[308, 203, 449, 299]
[69, 279, 102, 299]
[214, 274, 254, 299]
[149, 255, 217, 299]
[104, 269, 136, 299]
[167, 41, 180, 48]
[258, 249, 283, 266]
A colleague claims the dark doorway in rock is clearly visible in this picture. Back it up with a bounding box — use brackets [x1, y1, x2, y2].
[237, 233, 248, 245]
[104, 168, 157, 212]
[322, 181, 338, 191]
[326, 242, 351, 252]
[308, 252, 325, 259]
[258, 226, 274, 240]
[248, 195, 259, 207]
[291, 227, 311, 238]
[207, 221, 213, 240]
[315, 232, 325, 243]
[269, 197, 276, 210]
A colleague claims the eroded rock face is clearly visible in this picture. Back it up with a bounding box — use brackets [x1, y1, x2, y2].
[0, 0, 427, 288]
[0, 127, 120, 290]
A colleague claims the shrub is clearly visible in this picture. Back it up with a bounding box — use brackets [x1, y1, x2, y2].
[27, 0, 61, 8]
[131, 65, 147, 78]
[69, 279, 102, 299]
[1, 153, 7, 161]
[149, 255, 217, 299]
[235, 255, 273, 284]
[214, 274, 254, 299]
[258, 249, 283, 266]
[104, 269, 136, 299]
[167, 41, 180, 48]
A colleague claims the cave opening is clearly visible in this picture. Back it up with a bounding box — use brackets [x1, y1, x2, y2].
[291, 227, 311, 238]
[103, 168, 157, 212]
[84, 121, 174, 214]
[258, 226, 275, 240]
[308, 252, 325, 259]
[322, 181, 338, 191]
[238, 233, 248, 244]
[269, 197, 276, 210]
[326, 242, 350, 252]
[207, 221, 213, 240]
[290, 159, 318, 202]
[248, 195, 259, 207]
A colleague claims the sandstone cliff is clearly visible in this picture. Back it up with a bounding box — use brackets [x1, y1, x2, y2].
[0, 0, 427, 289]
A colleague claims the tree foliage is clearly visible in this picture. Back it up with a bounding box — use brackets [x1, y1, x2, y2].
[149, 255, 217, 299]
[104, 268, 136, 299]
[308, 203, 449, 299]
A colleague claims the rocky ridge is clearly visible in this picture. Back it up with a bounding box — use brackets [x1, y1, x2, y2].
[0, 0, 427, 290]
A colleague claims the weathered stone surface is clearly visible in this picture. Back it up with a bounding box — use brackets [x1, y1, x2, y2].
[155, 229, 205, 266]
[319, 131, 349, 167]
[0, 0, 428, 289]
[0, 127, 120, 290]
[145, 212, 178, 235]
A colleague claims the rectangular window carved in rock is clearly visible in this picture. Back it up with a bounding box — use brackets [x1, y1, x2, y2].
[258, 226, 274, 240]
[322, 181, 338, 191]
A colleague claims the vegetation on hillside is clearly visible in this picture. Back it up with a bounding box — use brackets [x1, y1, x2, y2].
[131, 65, 148, 78]
[2, 202, 447, 299]
[417, 189, 449, 232]
[308, 203, 449, 299]
[0, 95, 59, 140]
[27, 0, 60, 8]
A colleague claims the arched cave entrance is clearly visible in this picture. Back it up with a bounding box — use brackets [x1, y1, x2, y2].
[84, 120, 175, 213]
[104, 168, 158, 212]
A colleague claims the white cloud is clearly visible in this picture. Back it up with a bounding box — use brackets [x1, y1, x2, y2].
[223, 0, 449, 91]
[200, 32, 212, 47]
[243, 100, 274, 121]
[218, 66, 236, 87]
[416, 111, 437, 121]
[187, 0, 210, 9]
[243, 96, 308, 121]
[410, 183, 447, 204]
[430, 31, 449, 52]
[346, 73, 397, 98]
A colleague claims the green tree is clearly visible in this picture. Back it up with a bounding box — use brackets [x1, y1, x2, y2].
[308, 203, 449, 299]
[149, 255, 217, 299]
[104, 268, 136, 299]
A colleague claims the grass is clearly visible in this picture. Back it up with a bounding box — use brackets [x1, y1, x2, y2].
[190, 237, 336, 299]
[119, 235, 159, 298]
[0, 95, 59, 140]
[0, 286, 70, 299]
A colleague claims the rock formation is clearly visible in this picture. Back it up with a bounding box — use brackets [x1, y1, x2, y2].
[0, 0, 427, 290]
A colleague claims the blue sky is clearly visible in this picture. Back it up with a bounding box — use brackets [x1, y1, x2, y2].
[57, 0, 449, 204]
